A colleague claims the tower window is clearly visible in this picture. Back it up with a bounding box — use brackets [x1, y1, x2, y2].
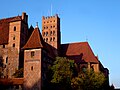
[53, 25, 55, 28]
[51, 26, 52, 28]
[46, 38, 48, 42]
[50, 31, 52, 35]
[44, 26, 46, 29]
[13, 43, 15, 47]
[53, 31, 55, 35]
[14, 26, 16, 31]
[53, 37, 55, 41]
[43, 32, 45, 36]
[44, 38, 45, 41]
[50, 38, 52, 41]
[31, 51, 35, 57]
[31, 66, 33, 71]
[13, 36, 15, 40]
[46, 32, 48, 36]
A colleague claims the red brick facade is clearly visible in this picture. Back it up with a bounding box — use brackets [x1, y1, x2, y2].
[0, 12, 109, 90]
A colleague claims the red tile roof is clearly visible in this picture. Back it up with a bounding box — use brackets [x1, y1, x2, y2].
[22, 27, 56, 58]
[22, 27, 46, 49]
[0, 16, 22, 45]
[60, 42, 99, 63]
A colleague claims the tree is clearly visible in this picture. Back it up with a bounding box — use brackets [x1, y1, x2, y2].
[71, 69, 106, 90]
[51, 57, 77, 89]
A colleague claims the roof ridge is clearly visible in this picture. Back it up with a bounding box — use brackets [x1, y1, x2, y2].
[0, 16, 21, 21]
[62, 41, 88, 45]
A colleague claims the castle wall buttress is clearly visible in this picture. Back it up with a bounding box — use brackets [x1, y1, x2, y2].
[24, 49, 42, 90]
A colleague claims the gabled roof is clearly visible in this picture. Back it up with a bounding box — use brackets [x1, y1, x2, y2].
[60, 42, 99, 63]
[23, 27, 46, 49]
[0, 16, 22, 45]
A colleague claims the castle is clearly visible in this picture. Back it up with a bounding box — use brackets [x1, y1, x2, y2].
[0, 12, 109, 90]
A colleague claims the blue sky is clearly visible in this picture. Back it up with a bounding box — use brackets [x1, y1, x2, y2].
[0, 0, 120, 88]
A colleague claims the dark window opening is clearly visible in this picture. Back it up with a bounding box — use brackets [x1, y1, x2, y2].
[14, 26, 16, 31]
[50, 38, 52, 41]
[13, 36, 15, 40]
[43, 32, 45, 36]
[50, 31, 52, 35]
[53, 37, 55, 41]
[6, 57, 8, 63]
[46, 32, 48, 36]
[31, 51, 35, 57]
[13, 43, 15, 47]
[46, 38, 48, 42]
[31, 66, 33, 71]
[3, 45, 5, 48]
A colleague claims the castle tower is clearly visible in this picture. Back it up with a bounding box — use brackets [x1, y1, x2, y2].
[7, 12, 28, 78]
[42, 14, 61, 55]
[23, 27, 46, 90]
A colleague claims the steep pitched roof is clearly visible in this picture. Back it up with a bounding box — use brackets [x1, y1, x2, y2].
[23, 27, 46, 49]
[60, 42, 99, 63]
[0, 16, 22, 45]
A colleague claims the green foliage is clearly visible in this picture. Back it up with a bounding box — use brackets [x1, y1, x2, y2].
[12, 68, 23, 78]
[50, 57, 106, 90]
[51, 57, 76, 86]
[71, 69, 106, 90]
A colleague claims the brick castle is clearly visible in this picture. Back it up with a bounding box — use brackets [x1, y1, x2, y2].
[0, 12, 109, 90]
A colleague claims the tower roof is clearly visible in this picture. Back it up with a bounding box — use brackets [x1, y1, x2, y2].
[22, 27, 46, 49]
[60, 42, 99, 63]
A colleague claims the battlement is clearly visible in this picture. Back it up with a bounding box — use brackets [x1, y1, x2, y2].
[42, 14, 58, 20]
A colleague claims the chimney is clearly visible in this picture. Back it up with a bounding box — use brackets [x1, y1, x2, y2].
[22, 12, 28, 24]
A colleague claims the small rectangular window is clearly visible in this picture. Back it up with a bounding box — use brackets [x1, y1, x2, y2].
[3, 45, 5, 48]
[31, 51, 35, 57]
[14, 26, 16, 31]
[13, 43, 15, 47]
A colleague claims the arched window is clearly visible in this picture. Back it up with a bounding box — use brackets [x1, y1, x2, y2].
[53, 37, 55, 41]
[46, 38, 48, 42]
[43, 32, 45, 36]
[50, 38, 52, 41]
[44, 38, 45, 41]
[46, 32, 48, 36]
[50, 31, 52, 35]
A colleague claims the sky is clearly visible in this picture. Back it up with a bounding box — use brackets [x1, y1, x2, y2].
[0, 0, 120, 88]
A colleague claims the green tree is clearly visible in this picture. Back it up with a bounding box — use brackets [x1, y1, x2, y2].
[71, 69, 106, 90]
[51, 57, 77, 89]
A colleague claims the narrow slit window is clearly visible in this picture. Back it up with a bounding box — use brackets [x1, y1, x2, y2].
[31, 66, 33, 71]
